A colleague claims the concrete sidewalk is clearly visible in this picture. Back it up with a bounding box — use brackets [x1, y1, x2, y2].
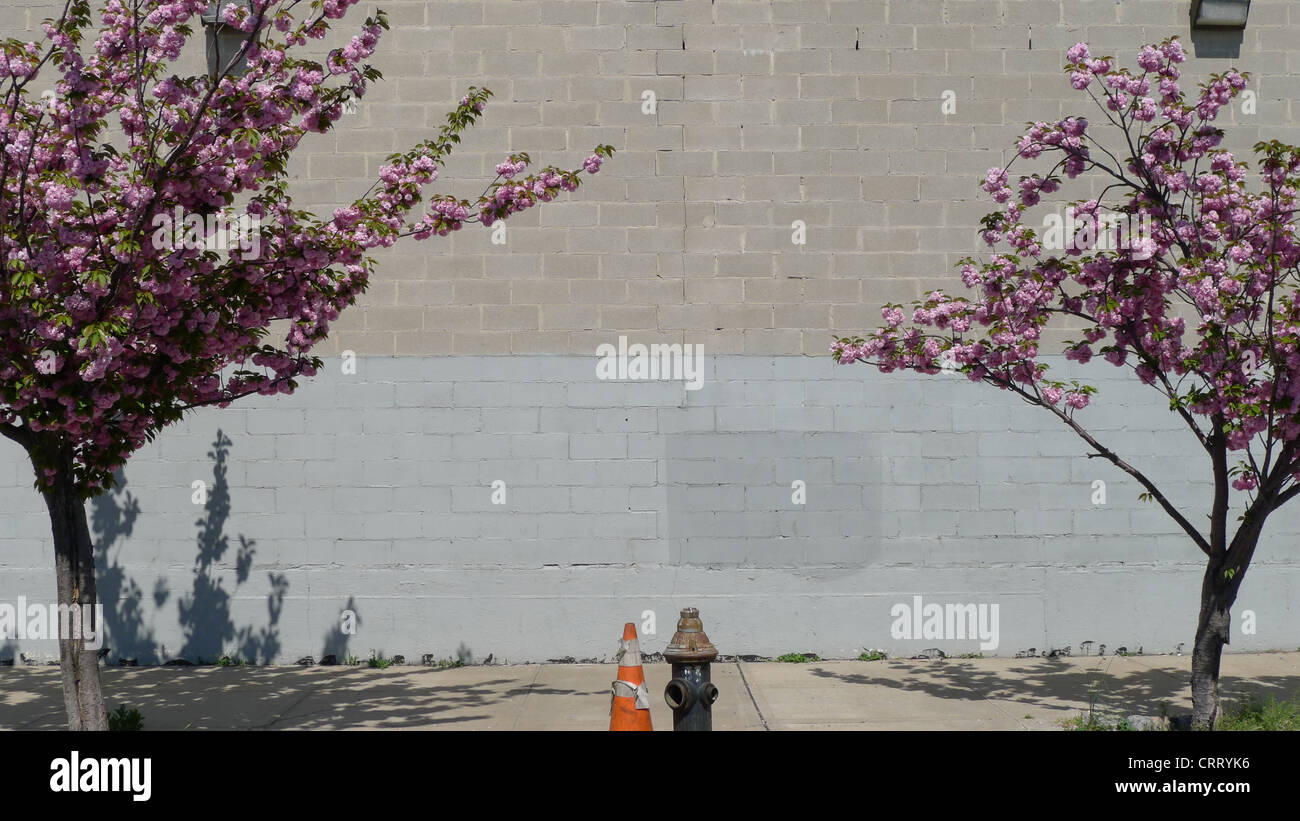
[2, 652, 1297, 730]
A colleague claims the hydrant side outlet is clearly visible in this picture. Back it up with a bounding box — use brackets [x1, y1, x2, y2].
[663, 607, 718, 731]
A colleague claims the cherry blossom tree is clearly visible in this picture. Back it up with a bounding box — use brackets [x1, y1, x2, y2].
[0, 0, 612, 729]
[834, 37, 1288, 729]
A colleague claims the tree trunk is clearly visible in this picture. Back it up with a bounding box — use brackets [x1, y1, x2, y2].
[1190, 564, 1232, 730]
[1189, 516, 1262, 730]
[42, 463, 107, 731]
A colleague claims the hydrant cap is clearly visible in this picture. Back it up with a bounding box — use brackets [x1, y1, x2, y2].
[664, 607, 718, 662]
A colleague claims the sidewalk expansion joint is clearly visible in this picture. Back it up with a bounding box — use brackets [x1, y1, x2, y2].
[735, 662, 769, 731]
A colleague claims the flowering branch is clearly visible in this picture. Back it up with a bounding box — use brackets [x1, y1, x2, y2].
[835, 36, 1300, 538]
[0, 0, 614, 496]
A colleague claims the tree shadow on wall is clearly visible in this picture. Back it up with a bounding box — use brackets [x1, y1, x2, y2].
[92, 466, 160, 663]
[320, 595, 360, 663]
[92, 429, 288, 664]
[177, 429, 286, 664]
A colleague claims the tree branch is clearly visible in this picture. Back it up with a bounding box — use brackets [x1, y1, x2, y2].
[1207, 416, 1229, 555]
[0, 421, 32, 450]
[1000, 378, 1214, 556]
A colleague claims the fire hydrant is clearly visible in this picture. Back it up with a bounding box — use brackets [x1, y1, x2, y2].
[663, 607, 719, 731]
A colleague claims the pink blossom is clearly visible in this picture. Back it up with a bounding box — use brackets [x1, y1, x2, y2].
[0, 5, 612, 493]
[495, 157, 527, 178]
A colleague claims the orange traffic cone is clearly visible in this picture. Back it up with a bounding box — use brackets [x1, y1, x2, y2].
[609, 622, 653, 731]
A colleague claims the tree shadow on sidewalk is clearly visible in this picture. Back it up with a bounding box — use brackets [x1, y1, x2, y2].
[805, 656, 1300, 721]
[0, 665, 606, 730]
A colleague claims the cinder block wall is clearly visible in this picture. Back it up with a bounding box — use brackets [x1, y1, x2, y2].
[2, 1, 1298, 663]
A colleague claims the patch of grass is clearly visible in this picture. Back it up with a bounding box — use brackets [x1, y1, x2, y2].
[858, 650, 886, 662]
[107, 705, 144, 732]
[345, 654, 361, 666]
[216, 654, 249, 667]
[1061, 713, 1135, 731]
[957, 652, 984, 659]
[367, 651, 393, 669]
[435, 657, 464, 669]
[1060, 679, 1135, 731]
[1217, 693, 1300, 731]
[776, 652, 820, 663]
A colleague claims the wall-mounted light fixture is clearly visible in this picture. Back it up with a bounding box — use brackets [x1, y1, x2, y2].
[1191, 0, 1251, 28]
[200, 1, 253, 80]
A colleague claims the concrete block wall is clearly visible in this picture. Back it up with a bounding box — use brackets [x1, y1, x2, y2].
[2, 356, 1298, 663]
[301, 0, 1296, 357]
[2, 1, 1300, 662]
